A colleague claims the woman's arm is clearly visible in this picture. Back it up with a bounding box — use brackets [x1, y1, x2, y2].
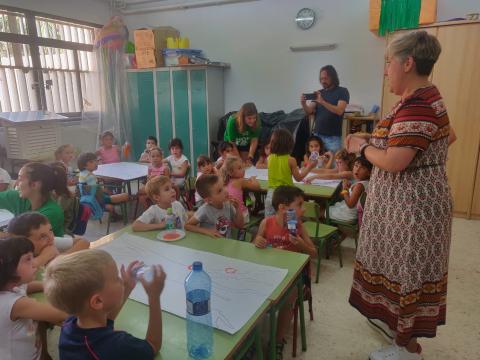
[248, 138, 259, 160]
[448, 126, 457, 146]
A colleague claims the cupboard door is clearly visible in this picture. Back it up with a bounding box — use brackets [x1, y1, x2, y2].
[190, 70, 208, 174]
[172, 70, 191, 161]
[128, 71, 155, 159]
[432, 23, 480, 217]
[156, 70, 173, 151]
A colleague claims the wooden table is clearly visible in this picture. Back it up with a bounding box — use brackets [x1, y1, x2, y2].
[90, 227, 310, 359]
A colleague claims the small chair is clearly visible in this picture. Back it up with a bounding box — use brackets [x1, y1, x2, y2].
[180, 175, 197, 211]
[292, 266, 313, 357]
[302, 200, 339, 283]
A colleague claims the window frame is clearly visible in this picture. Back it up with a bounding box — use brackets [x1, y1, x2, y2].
[0, 5, 101, 116]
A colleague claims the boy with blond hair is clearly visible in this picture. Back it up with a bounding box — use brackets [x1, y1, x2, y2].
[44, 249, 166, 359]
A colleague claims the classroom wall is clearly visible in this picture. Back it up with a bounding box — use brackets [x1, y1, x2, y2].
[123, 0, 480, 114]
[0, 0, 113, 25]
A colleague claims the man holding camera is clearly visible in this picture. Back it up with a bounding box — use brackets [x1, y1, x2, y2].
[300, 65, 350, 153]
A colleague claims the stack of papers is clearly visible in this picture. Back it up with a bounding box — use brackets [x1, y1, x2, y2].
[244, 167, 341, 188]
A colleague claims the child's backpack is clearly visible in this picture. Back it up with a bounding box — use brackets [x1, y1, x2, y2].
[78, 183, 103, 221]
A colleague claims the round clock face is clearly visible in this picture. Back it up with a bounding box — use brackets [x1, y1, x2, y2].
[296, 8, 316, 30]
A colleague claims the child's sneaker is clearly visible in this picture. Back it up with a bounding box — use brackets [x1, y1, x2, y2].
[369, 343, 422, 360]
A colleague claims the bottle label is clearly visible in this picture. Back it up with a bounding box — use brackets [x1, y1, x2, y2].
[187, 299, 210, 316]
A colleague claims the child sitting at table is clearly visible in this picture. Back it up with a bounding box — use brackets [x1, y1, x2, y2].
[132, 176, 188, 232]
[302, 135, 333, 170]
[222, 156, 260, 223]
[255, 136, 271, 169]
[304, 149, 356, 183]
[185, 174, 244, 238]
[55, 144, 77, 186]
[0, 236, 67, 360]
[77, 152, 130, 219]
[44, 249, 166, 359]
[195, 155, 217, 206]
[253, 185, 316, 358]
[147, 147, 170, 179]
[8, 212, 90, 267]
[96, 131, 121, 164]
[139, 135, 158, 163]
[215, 141, 234, 169]
[328, 156, 372, 223]
[165, 138, 190, 188]
[0, 167, 12, 192]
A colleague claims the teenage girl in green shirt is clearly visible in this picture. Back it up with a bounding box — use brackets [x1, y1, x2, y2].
[265, 128, 317, 216]
[0, 162, 67, 236]
[223, 102, 261, 166]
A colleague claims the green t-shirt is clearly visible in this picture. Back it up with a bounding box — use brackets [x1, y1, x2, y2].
[0, 190, 65, 236]
[223, 114, 260, 148]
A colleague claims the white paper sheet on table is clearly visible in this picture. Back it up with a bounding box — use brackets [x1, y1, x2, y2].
[244, 167, 341, 188]
[244, 167, 268, 181]
[98, 233, 287, 334]
[94, 162, 148, 181]
[0, 209, 14, 227]
[293, 178, 341, 188]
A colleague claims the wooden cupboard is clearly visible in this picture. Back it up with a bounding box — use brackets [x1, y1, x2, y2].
[380, 20, 480, 218]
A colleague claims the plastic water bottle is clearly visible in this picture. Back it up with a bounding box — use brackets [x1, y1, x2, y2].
[132, 264, 154, 283]
[185, 261, 213, 359]
[165, 208, 175, 230]
[286, 208, 298, 236]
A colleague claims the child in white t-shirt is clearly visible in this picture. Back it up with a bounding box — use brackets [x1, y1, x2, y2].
[0, 236, 66, 360]
[165, 138, 190, 188]
[132, 176, 188, 232]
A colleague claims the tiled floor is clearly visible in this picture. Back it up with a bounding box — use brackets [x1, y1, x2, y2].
[49, 217, 480, 359]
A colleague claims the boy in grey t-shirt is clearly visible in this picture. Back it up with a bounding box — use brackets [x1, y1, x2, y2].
[185, 174, 244, 238]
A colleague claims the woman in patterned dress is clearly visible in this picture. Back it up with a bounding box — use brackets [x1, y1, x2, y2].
[346, 31, 456, 360]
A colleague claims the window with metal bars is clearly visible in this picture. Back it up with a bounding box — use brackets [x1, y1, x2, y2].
[0, 6, 100, 116]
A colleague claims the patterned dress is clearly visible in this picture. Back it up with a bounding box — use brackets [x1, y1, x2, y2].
[349, 86, 453, 346]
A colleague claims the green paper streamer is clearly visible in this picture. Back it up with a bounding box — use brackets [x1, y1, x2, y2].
[379, 0, 421, 36]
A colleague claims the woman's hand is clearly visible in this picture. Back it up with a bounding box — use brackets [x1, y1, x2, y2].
[345, 134, 367, 154]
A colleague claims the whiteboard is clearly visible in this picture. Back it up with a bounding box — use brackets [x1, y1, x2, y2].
[98, 233, 287, 334]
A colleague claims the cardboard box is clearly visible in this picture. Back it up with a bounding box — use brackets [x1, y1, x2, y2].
[135, 48, 157, 68]
[134, 29, 155, 49]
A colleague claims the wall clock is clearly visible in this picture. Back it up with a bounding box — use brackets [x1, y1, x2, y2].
[296, 8, 316, 30]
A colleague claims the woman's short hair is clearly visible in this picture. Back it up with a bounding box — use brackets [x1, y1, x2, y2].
[387, 30, 441, 76]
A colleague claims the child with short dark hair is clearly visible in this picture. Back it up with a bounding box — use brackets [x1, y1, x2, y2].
[215, 141, 234, 169]
[0, 236, 67, 359]
[44, 249, 166, 359]
[77, 152, 130, 217]
[165, 138, 190, 188]
[253, 185, 316, 358]
[185, 174, 244, 238]
[132, 176, 188, 232]
[96, 131, 121, 164]
[8, 212, 90, 267]
[139, 136, 158, 162]
[195, 155, 217, 205]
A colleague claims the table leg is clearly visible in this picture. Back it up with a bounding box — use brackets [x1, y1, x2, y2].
[255, 326, 264, 360]
[297, 276, 307, 352]
[269, 307, 277, 360]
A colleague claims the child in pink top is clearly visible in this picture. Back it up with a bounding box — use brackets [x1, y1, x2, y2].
[147, 147, 170, 179]
[222, 156, 260, 223]
[96, 131, 120, 164]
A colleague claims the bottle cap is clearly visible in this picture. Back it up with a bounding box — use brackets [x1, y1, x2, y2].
[192, 261, 202, 271]
[167, 207, 173, 214]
